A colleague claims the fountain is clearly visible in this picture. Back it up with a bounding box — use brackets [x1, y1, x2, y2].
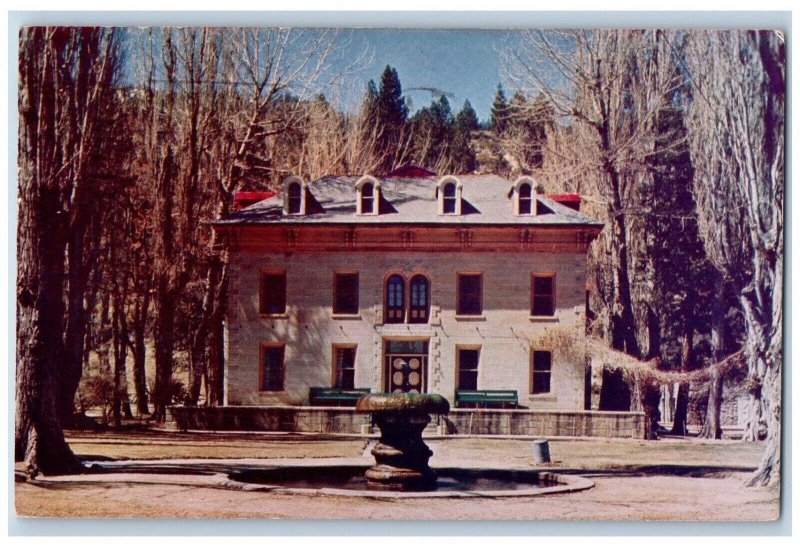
[214, 392, 595, 498]
[355, 392, 449, 490]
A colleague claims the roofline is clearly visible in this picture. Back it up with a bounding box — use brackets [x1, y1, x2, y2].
[211, 220, 605, 229]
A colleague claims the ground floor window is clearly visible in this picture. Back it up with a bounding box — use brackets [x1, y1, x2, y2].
[531, 350, 552, 394]
[333, 345, 356, 389]
[260, 345, 285, 391]
[457, 347, 480, 390]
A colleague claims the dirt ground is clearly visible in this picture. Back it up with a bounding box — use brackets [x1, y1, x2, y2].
[14, 430, 780, 521]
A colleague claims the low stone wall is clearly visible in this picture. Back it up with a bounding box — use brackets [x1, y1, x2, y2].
[169, 406, 645, 439]
[443, 409, 645, 438]
[169, 406, 370, 434]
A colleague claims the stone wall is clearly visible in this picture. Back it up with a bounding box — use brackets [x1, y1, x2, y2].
[170, 406, 645, 439]
[226, 250, 589, 409]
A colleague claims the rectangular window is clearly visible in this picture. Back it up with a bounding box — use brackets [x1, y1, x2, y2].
[333, 346, 356, 389]
[531, 350, 552, 394]
[333, 272, 359, 315]
[260, 272, 287, 315]
[531, 274, 555, 317]
[457, 348, 480, 390]
[457, 273, 483, 316]
[261, 345, 285, 391]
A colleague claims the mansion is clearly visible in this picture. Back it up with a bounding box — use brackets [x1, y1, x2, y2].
[213, 168, 604, 411]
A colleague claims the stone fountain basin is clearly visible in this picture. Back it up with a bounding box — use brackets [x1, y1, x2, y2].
[222, 465, 594, 498]
[355, 392, 450, 414]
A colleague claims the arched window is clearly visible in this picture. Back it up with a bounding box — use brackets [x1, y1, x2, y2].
[361, 182, 375, 214]
[409, 275, 430, 324]
[442, 182, 457, 214]
[385, 274, 405, 323]
[518, 183, 532, 215]
[356, 175, 380, 215]
[283, 175, 306, 216]
[287, 182, 302, 214]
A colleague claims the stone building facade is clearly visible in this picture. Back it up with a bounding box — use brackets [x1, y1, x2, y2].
[214, 171, 604, 410]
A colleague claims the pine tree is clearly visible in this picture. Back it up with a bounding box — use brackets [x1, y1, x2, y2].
[490, 83, 509, 134]
[456, 99, 479, 133]
[374, 66, 408, 172]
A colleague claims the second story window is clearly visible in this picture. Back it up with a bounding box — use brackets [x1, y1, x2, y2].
[457, 273, 483, 316]
[333, 272, 359, 315]
[409, 275, 430, 323]
[260, 272, 287, 315]
[360, 182, 375, 214]
[531, 274, 555, 317]
[287, 182, 302, 214]
[385, 274, 405, 323]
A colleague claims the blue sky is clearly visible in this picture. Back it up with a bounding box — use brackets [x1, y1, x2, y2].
[336, 29, 512, 122]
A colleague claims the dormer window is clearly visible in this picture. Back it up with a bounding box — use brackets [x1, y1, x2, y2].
[518, 183, 532, 215]
[287, 182, 302, 214]
[361, 182, 375, 214]
[442, 183, 457, 214]
[283, 175, 306, 216]
[437, 176, 463, 215]
[513, 176, 538, 216]
[356, 175, 381, 215]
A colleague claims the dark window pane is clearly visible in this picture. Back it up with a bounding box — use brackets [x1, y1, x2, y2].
[334, 273, 359, 314]
[532, 350, 552, 394]
[260, 273, 287, 315]
[531, 275, 555, 316]
[262, 346, 285, 391]
[409, 275, 429, 324]
[287, 183, 302, 214]
[457, 348, 480, 390]
[458, 371, 478, 391]
[361, 183, 374, 213]
[458, 274, 482, 315]
[442, 182, 457, 214]
[335, 347, 356, 389]
[385, 274, 405, 323]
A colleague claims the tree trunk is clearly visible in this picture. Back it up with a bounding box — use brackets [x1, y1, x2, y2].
[131, 295, 150, 415]
[670, 385, 689, 436]
[700, 291, 727, 440]
[671, 328, 694, 436]
[700, 368, 723, 439]
[15, 28, 82, 476]
[152, 283, 176, 422]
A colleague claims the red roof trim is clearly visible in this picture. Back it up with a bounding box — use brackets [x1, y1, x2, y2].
[235, 191, 275, 201]
[544, 194, 582, 203]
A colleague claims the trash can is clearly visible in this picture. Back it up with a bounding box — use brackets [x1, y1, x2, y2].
[531, 439, 551, 464]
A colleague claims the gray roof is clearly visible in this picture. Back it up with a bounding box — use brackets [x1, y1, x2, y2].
[215, 174, 603, 227]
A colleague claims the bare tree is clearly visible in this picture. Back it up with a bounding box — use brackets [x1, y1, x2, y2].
[505, 30, 686, 432]
[685, 30, 784, 486]
[16, 27, 119, 475]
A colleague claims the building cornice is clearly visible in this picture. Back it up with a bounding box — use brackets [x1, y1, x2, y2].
[216, 224, 603, 254]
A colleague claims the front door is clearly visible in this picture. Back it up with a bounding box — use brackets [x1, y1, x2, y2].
[384, 340, 429, 393]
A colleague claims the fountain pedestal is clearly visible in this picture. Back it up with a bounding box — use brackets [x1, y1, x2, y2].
[356, 393, 450, 491]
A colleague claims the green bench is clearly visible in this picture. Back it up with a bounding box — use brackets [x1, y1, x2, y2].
[454, 389, 519, 409]
[309, 387, 371, 407]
